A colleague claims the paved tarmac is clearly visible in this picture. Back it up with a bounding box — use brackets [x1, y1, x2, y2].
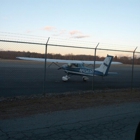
[0, 102, 140, 140]
[0, 60, 140, 97]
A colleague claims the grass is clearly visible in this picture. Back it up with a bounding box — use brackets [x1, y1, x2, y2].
[0, 88, 140, 119]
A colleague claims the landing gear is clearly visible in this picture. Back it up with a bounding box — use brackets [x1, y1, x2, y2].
[62, 75, 70, 82]
[82, 76, 89, 82]
[62, 75, 89, 82]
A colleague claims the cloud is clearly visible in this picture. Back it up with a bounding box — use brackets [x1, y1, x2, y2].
[72, 35, 90, 38]
[69, 30, 90, 38]
[43, 26, 55, 31]
[53, 30, 68, 36]
[70, 30, 82, 35]
[26, 30, 32, 33]
[42, 26, 90, 39]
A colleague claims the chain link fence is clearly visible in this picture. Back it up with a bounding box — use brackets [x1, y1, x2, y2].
[0, 36, 140, 97]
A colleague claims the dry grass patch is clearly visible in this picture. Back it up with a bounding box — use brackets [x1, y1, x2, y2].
[0, 89, 140, 119]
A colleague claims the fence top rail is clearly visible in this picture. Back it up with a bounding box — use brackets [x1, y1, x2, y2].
[0, 39, 96, 49]
[0, 39, 46, 46]
[97, 48, 133, 53]
[0, 39, 140, 53]
[48, 43, 95, 50]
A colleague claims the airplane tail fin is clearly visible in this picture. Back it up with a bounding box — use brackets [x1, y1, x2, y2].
[94, 55, 113, 76]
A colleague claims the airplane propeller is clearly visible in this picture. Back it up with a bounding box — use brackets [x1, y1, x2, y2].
[57, 64, 66, 70]
[58, 67, 62, 70]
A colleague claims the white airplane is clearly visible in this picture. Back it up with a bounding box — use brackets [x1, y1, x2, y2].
[17, 55, 122, 82]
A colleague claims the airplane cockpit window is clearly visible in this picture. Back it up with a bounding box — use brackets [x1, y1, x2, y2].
[67, 63, 72, 67]
[73, 64, 78, 67]
[67, 63, 83, 68]
[67, 63, 78, 68]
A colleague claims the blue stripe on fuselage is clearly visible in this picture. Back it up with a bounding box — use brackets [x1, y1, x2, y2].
[64, 66, 94, 76]
[63, 66, 103, 77]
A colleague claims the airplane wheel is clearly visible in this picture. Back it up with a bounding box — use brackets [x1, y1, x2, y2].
[82, 76, 88, 82]
[62, 75, 70, 82]
[82, 77, 87, 82]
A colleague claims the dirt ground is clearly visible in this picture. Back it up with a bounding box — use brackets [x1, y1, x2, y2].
[0, 89, 140, 120]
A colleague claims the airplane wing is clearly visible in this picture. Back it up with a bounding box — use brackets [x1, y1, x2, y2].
[16, 57, 122, 65]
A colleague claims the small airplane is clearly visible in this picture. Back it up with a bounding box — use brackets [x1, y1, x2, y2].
[17, 55, 122, 82]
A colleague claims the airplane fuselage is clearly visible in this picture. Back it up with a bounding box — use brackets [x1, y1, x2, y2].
[62, 62, 106, 78]
[64, 66, 93, 77]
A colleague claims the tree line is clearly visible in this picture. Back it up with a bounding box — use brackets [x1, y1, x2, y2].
[0, 51, 140, 64]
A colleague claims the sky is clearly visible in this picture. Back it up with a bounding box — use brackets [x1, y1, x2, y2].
[0, 0, 140, 55]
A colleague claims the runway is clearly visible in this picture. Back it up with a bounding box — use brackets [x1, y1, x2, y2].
[0, 59, 140, 97]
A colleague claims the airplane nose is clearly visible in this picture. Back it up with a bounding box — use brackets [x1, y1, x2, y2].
[57, 64, 66, 70]
[58, 66, 64, 70]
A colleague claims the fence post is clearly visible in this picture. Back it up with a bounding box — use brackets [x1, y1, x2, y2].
[43, 37, 50, 96]
[92, 43, 99, 90]
[131, 47, 137, 91]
